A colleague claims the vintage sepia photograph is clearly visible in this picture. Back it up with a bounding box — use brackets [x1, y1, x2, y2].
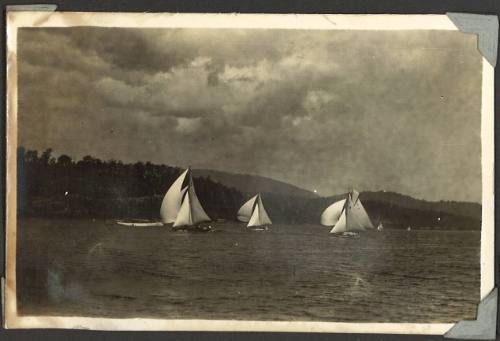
[4, 13, 495, 333]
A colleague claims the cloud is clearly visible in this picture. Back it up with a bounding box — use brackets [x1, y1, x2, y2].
[17, 28, 482, 202]
[175, 117, 203, 134]
[303, 90, 336, 114]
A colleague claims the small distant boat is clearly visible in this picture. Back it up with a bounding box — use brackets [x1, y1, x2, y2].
[321, 189, 374, 236]
[237, 193, 272, 229]
[407, 226, 412, 231]
[377, 222, 384, 231]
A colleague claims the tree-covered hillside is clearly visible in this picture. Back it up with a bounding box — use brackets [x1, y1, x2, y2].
[17, 147, 243, 220]
[17, 148, 481, 230]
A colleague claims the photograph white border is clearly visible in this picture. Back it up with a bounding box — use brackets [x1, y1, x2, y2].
[4, 12, 495, 334]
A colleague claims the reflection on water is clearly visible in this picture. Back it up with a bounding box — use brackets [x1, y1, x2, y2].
[17, 219, 480, 322]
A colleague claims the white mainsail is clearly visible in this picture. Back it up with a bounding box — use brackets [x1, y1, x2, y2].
[238, 194, 272, 227]
[173, 170, 211, 227]
[321, 189, 374, 234]
[320, 199, 346, 226]
[237, 195, 258, 222]
[253, 195, 272, 227]
[346, 191, 374, 231]
[329, 210, 347, 233]
[247, 203, 261, 227]
[174, 191, 192, 227]
[160, 169, 189, 223]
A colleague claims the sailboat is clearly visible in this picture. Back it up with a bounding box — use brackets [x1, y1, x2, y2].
[237, 193, 272, 230]
[377, 218, 384, 231]
[377, 222, 384, 231]
[161, 167, 211, 230]
[117, 167, 211, 229]
[320, 189, 374, 236]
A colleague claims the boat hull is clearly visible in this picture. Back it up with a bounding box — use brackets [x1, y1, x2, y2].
[249, 226, 270, 231]
[173, 224, 214, 232]
[331, 231, 360, 238]
[116, 221, 164, 227]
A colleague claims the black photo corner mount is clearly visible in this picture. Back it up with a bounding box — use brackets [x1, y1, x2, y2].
[447, 12, 498, 67]
[5, 4, 57, 12]
[444, 288, 498, 340]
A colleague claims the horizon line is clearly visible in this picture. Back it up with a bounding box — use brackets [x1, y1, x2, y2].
[16, 145, 482, 205]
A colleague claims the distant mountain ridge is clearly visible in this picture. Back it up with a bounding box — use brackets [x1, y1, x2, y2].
[358, 191, 481, 220]
[194, 169, 318, 198]
[193, 168, 480, 220]
[191, 171, 481, 230]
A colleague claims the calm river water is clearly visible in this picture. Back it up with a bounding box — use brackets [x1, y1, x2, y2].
[17, 218, 480, 322]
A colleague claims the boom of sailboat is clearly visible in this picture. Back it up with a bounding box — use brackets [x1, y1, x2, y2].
[117, 169, 378, 235]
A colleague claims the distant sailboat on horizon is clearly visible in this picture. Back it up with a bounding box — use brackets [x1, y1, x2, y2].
[376, 216, 384, 231]
[237, 193, 272, 229]
[377, 222, 384, 231]
[320, 189, 374, 236]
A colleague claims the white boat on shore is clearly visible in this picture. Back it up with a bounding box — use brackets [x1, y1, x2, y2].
[116, 220, 164, 227]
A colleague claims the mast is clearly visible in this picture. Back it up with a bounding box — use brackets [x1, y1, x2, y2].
[187, 166, 194, 225]
[254, 193, 260, 216]
[345, 187, 350, 232]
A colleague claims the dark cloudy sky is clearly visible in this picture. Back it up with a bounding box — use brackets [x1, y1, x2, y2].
[17, 28, 482, 202]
